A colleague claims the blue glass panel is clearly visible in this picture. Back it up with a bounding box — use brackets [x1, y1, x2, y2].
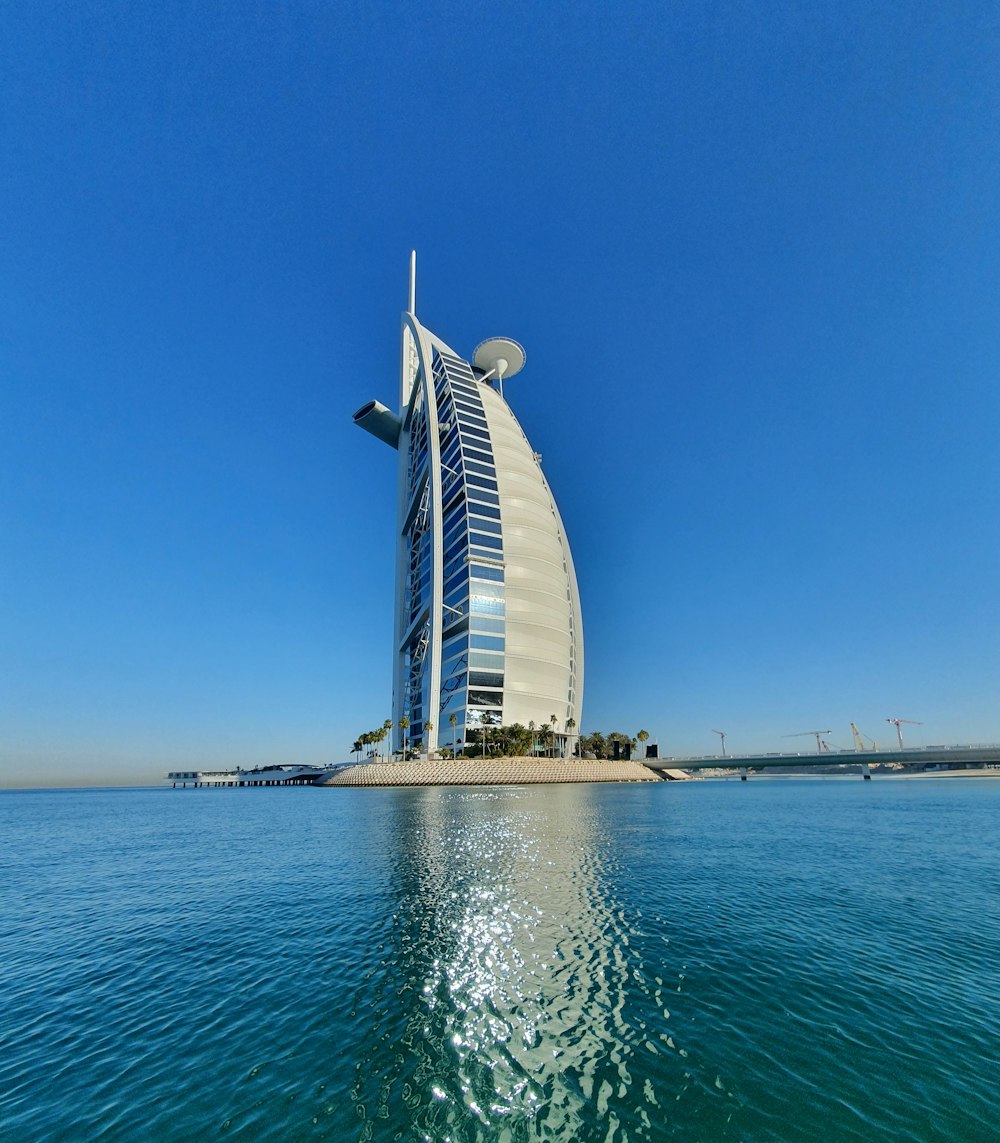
[443, 567, 467, 598]
[470, 532, 502, 549]
[463, 446, 495, 466]
[452, 401, 487, 423]
[442, 516, 466, 549]
[468, 581, 502, 599]
[469, 616, 504, 633]
[470, 634, 505, 651]
[442, 634, 468, 661]
[441, 655, 468, 682]
[470, 564, 504, 582]
[443, 533, 467, 562]
[444, 586, 469, 612]
[467, 488, 500, 506]
[469, 671, 504, 688]
[469, 597, 504, 616]
[465, 474, 498, 491]
[468, 503, 501, 521]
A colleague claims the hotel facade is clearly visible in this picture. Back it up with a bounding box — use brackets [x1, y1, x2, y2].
[353, 260, 583, 756]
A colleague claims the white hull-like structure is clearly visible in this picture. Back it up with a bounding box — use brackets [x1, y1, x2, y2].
[353, 256, 583, 756]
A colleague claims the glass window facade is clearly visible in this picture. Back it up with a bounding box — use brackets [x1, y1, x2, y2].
[424, 349, 506, 745]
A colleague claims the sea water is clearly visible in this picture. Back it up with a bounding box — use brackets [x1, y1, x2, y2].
[1, 779, 997, 1141]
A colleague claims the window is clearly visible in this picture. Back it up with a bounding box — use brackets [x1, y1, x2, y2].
[443, 533, 467, 563]
[470, 564, 503, 582]
[438, 691, 466, 718]
[469, 616, 504, 634]
[469, 671, 504, 688]
[469, 580, 502, 600]
[441, 440, 462, 470]
[442, 614, 469, 639]
[443, 554, 466, 582]
[468, 502, 501, 520]
[463, 446, 495, 466]
[471, 634, 505, 652]
[465, 461, 496, 478]
[442, 632, 468, 661]
[467, 488, 500, 507]
[441, 654, 468, 683]
[443, 501, 465, 532]
[470, 532, 502, 550]
[442, 515, 466, 551]
[468, 689, 503, 707]
[444, 584, 468, 612]
[443, 481, 466, 511]
[469, 596, 504, 616]
[443, 567, 467, 598]
[453, 400, 487, 423]
[465, 473, 498, 491]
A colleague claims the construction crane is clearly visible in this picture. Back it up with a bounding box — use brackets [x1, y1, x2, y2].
[850, 723, 878, 752]
[783, 730, 832, 754]
[886, 717, 922, 751]
[711, 729, 728, 757]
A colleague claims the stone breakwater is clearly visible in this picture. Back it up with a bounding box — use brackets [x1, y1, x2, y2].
[318, 758, 662, 787]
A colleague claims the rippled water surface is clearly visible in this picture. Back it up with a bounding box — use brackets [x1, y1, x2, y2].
[2, 779, 999, 1141]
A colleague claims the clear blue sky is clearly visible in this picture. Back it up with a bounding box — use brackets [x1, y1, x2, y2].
[2, 2, 998, 786]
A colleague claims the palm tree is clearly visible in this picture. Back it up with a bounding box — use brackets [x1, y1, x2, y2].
[383, 718, 393, 762]
[481, 711, 499, 758]
[566, 717, 577, 759]
[399, 716, 410, 760]
[550, 714, 557, 758]
[449, 712, 458, 755]
[424, 720, 434, 758]
[352, 738, 362, 764]
[637, 729, 649, 760]
[528, 720, 536, 757]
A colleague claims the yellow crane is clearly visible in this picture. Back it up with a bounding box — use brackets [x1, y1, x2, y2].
[850, 723, 878, 752]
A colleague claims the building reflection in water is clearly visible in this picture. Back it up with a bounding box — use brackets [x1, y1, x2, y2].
[346, 784, 683, 1141]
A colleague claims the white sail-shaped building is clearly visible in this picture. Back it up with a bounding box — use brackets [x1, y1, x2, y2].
[353, 256, 583, 756]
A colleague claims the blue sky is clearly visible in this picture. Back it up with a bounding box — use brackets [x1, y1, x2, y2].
[2, 2, 998, 786]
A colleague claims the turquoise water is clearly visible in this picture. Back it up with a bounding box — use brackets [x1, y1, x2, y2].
[2, 779, 998, 1142]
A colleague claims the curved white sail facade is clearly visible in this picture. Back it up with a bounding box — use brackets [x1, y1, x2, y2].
[353, 290, 582, 756]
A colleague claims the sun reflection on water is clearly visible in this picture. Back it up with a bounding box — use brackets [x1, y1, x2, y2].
[349, 785, 694, 1141]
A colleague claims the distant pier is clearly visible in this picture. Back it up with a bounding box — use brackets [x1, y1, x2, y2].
[167, 765, 326, 788]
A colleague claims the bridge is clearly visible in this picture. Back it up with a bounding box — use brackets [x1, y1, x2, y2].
[643, 743, 1000, 779]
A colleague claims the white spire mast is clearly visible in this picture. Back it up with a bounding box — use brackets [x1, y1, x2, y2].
[408, 250, 416, 315]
